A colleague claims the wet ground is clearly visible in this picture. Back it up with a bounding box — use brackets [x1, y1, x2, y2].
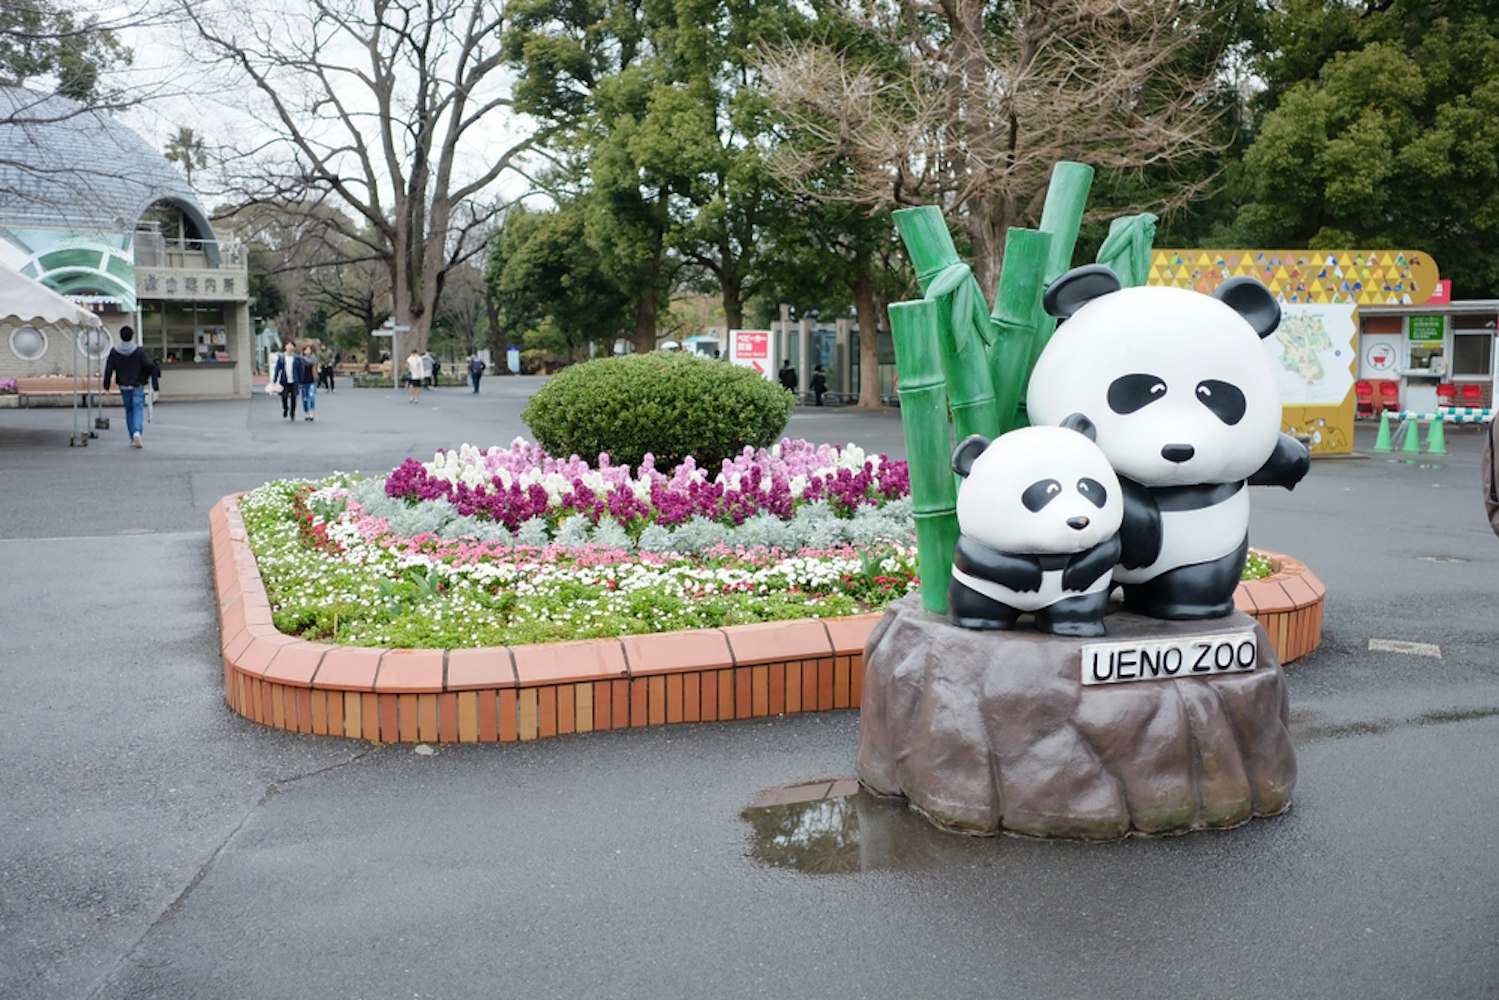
[2, 382, 1497, 999]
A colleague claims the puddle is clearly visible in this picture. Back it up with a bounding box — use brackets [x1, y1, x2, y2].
[1290, 705, 1499, 742]
[741, 779, 990, 874]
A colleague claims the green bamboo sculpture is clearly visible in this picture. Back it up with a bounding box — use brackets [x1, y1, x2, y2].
[1096, 213, 1159, 288]
[889, 161, 1097, 616]
[888, 299, 961, 614]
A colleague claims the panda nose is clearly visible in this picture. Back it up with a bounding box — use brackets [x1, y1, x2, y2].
[1161, 444, 1195, 463]
[1066, 516, 1090, 531]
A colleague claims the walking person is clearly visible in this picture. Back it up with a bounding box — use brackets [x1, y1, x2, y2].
[101, 325, 159, 449]
[317, 344, 335, 390]
[810, 364, 827, 406]
[297, 343, 319, 421]
[406, 349, 424, 403]
[272, 342, 299, 420]
[428, 351, 441, 387]
[778, 358, 798, 399]
[468, 354, 486, 393]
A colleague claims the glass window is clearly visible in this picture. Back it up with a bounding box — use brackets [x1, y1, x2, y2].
[1452, 334, 1493, 377]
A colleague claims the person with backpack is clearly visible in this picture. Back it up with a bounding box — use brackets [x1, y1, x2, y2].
[101, 326, 160, 448]
[468, 354, 487, 393]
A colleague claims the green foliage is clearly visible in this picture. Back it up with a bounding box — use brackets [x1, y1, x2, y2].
[521, 352, 793, 470]
[0, 1, 133, 103]
[1231, 1, 1499, 296]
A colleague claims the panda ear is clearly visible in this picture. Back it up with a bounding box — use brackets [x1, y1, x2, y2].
[1043, 265, 1122, 319]
[1213, 277, 1281, 339]
[1059, 412, 1097, 441]
[952, 435, 991, 478]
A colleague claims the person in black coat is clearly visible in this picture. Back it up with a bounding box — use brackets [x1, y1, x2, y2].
[778, 359, 798, 396]
[810, 364, 827, 406]
[271, 342, 299, 420]
[101, 325, 160, 448]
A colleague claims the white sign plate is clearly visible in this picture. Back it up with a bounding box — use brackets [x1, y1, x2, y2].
[1082, 630, 1258, 686]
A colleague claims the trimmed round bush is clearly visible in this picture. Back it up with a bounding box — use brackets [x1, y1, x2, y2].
[521, 353, 795, 471]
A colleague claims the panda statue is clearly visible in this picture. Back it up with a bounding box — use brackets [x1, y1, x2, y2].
[948, 416, 1123, 637]
[1027, 264, 1311, 620]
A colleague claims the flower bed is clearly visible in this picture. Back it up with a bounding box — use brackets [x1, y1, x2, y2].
[241, 439, 920, 648]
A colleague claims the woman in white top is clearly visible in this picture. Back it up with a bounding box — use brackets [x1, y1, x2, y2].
[406, 350, 424, 403]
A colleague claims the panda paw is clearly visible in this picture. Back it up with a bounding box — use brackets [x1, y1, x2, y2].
[1043, 619, 1107, 638]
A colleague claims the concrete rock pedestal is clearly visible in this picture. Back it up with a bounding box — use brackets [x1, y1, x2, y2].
[857, 595, 1296, 840]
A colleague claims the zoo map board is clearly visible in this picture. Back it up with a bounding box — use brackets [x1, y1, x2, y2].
[1150, 249, 1442, 456]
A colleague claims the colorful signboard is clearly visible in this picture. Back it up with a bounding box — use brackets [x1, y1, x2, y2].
[1151, 249, 1442, 456]
[728, 328, 772, 378]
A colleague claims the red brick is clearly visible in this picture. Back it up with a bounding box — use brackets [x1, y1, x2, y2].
[618, 629, 734, 675]
[785, 664, 803, 714]
[816, 658, 835, 710]
[647, 676, 666, 726]
[1246, 580, 1296, 614]
[446, 647, 515, 691]
[438, 693, 459, 743]
[751, 666, 769, 717]
[557, 686, 576, 736]
[682, 674, 700, 723]
[379, 694, 399, 742]
[538, 687, 557, 738]
[457, 692, 479, 743]
[311, 690, 331, 736]
[723, 619, 834, 666]
[801, 660, 818, 709]
[611, 679, 629, 728]
[734, 667, 753, 720]
[666, 675, 684, 724]
[297, 688, 314, 734]
[718, 668, 735, 720]
[591, 681, 611, 731]
[362, 691, 379, 738]
[499, 689, 519, 742]
[416, 694, 439, 742]
[629, 677, 650, 728]
[397, 695, 420, 742]
[263, 643, 324, 686]
[477, 690, 498, 742]
[768, 663, 785, 716]
[315, 647, 383, 692]
[822, 613, 882, 657]
[518, 689, 539, 741]
[512, 638, 628, 686]
[700, 671, 719, 722]
[376, 649, 444, 694]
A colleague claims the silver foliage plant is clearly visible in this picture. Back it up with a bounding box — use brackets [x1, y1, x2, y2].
[344, 478, 914, 553]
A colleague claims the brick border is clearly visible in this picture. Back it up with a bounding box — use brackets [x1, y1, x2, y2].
[211, 495, 1323, 743]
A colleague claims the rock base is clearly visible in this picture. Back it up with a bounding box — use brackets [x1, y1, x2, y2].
[857, 595, 1296, 840]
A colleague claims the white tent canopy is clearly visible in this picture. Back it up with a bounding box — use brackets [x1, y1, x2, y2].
[0, 257, 105, 330]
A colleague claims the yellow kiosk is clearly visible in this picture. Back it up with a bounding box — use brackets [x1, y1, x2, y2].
[1150, 250, 1441, 456]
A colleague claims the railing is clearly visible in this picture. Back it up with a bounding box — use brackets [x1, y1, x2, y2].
[133, 231, 247, 269]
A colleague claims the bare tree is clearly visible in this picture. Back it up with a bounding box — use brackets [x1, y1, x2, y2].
[177, 0, 537, 351]
[758, 0, 1239, 293]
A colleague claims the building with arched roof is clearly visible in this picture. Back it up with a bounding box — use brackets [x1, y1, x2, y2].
[0, 85, 252, 396]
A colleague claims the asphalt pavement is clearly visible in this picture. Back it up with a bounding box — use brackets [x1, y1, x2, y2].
[2, 380, 1496, 1000]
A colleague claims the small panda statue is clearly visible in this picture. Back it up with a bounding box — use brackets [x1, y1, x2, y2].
[949, 416, 1123, 637]
[1027, 265, 1311, 620]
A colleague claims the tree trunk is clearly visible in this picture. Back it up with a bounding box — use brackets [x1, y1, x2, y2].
[852, 252, 883, 410]
[721, 269, 744, 332]
[633, 293, 658, 354]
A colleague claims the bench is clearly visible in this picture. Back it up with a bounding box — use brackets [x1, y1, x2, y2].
[8, 377, 109, 406]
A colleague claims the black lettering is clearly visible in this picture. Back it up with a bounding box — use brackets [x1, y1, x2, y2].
[1192, 643, 1213, 672]
[1091, 651, 1112, 683]
[1237, 640, 1256, 667]
[1215, 642, 1236, 670]
[1162, 648, 1183, 675]
[1117, 650, 1137, 680]
[1139, 647, 1162, 679]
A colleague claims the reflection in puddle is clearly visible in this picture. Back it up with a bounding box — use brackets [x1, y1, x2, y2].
[742, 779, 989, 874]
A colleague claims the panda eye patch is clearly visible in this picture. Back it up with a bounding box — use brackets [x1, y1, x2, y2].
[1195, 379, 1246, 425]
[1076, 477, 1108, 508]
[1022, 479, 1063, 512]
[1107, 373, 1167, 414]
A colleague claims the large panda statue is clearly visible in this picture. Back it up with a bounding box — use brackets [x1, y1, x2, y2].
[949, 417, 1123, 637]
[1027, 265, 1310, 620]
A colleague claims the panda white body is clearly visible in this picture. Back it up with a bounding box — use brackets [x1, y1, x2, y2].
[1026, 268, 1310, 620]
[948, 422, 1123, 637]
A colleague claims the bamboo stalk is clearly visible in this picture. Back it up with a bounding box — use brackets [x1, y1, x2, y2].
[1027, 161, 1095, 370]
[987, 228, 1053, 433]
[889, 299, 960, 616]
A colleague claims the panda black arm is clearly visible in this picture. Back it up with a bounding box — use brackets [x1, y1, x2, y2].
[1117, 479, 1163, 570]
[1061, 534, 1122, 592]
[1248, 432, 1311, 490]
[953, 535, 1044, 592]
